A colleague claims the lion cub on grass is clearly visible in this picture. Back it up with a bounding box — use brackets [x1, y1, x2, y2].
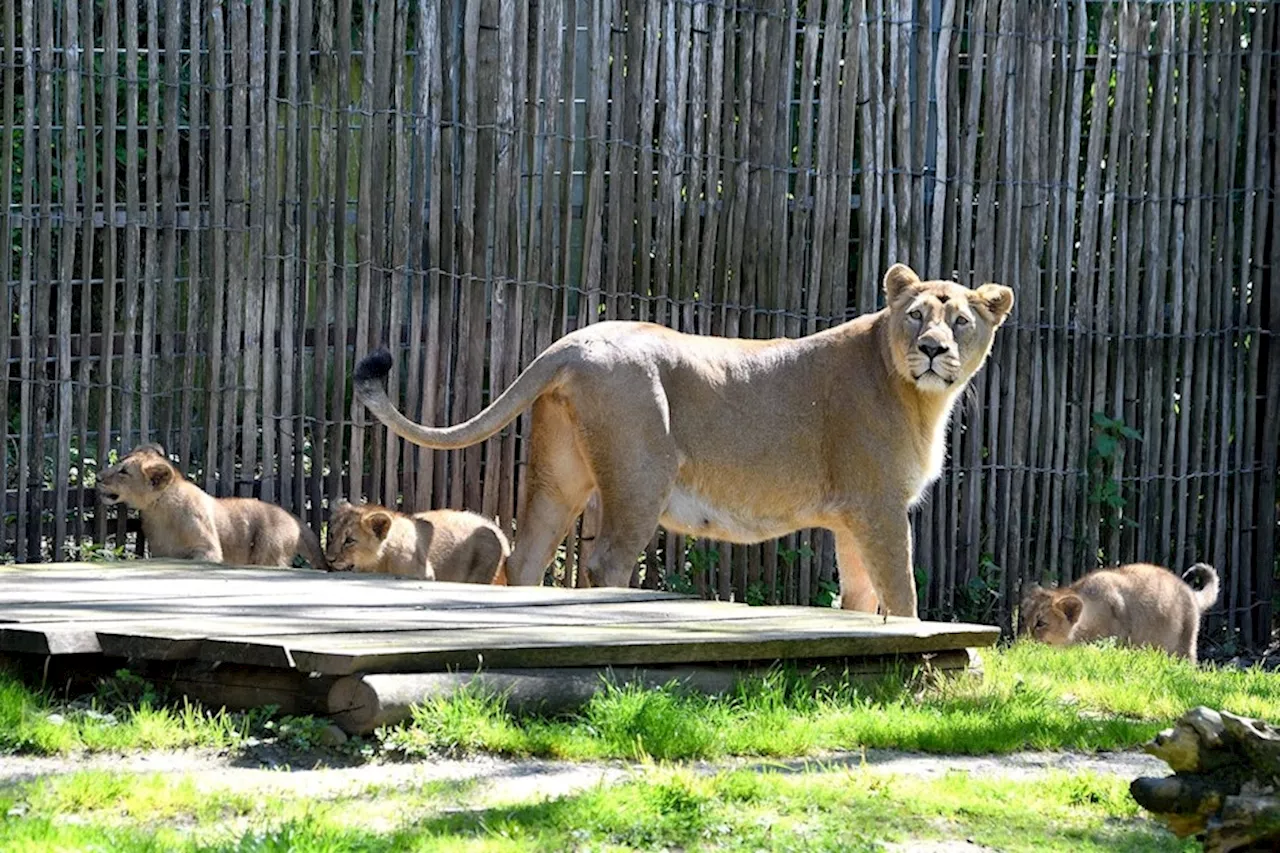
[325, 500, 510, 584]
[1020, 562, 1219, 662]
[97, 444, 328, 569]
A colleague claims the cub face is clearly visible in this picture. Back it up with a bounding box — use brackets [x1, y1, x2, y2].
[1019, 584, 1083, 646]
[325, 501, 395, 571]
[883, 263, 1014, 394]
[97, 443, 178, 510]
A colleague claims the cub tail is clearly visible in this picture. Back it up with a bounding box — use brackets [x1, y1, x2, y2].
[1181, 562, 1220, 613]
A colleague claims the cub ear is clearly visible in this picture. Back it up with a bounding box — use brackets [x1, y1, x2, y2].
[974, 283, 1014, 327]
[142, 462, 174, 490]
[362, 511, 393, 540]
[1056, 594, 1084, 626]
[333, 498, 351, 512]
[882, 263, 922, 304]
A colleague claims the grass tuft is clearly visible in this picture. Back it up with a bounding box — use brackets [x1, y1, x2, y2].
[380, 642, 1280, 762]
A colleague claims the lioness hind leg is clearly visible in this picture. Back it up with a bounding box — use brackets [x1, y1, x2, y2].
[579, 453, 676, 590]
[506, 398, 594, 586]
[833, 532, 879, 613]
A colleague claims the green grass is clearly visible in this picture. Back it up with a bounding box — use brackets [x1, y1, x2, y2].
[380, 641, 1280, 762]
[0, 764, 1194, 851]
[0, 670, 264, 755]
[4, 642, 1278, 763]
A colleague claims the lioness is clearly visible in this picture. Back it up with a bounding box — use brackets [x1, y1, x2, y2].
[354, 263, 1013, 617]
[325, 500, 510, 584]
[97, 444, 328, 569]
[1019, 562, 1220, 662]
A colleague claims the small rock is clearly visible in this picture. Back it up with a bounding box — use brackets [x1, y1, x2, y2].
[317, 724, 349, 748]
[46, 713, 65, 726]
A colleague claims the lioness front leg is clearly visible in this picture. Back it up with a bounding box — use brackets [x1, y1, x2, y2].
[835, 510, 917, 618]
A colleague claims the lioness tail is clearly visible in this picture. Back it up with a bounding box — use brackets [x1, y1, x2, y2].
[354, 347, 565, 450]
[1181, 562, 1220, 613]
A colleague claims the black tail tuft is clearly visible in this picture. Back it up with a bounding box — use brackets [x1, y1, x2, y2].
[354, 349, 393, 384]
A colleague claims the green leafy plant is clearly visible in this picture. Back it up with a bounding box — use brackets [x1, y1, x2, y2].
[811, 578, 840, 608]
[953, 553, 1002, 625]
[1088, 412, 1141, 536]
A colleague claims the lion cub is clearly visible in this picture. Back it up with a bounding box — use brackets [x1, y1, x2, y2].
[97, 444, 328, 569]
[325, 500, 510, 584]
[1020, 562, 1219, 662]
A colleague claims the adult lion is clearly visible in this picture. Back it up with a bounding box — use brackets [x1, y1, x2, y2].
[354, 264, 1012, 617]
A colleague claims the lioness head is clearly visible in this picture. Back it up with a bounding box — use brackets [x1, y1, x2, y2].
[325, 501, 396, 572]
[97, 444, 180, 509]
[1019, 583, 1083, 646]
[883, 264, 1014, 393]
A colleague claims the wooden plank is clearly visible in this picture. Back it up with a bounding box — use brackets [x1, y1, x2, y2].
[278, 0, 301, 510]
[383, 0, 411, 511]
[73, 0, 96, 552]
[159, 0, 182, 458]
[0, 563, 687, 606]
[179, 0, 203, 475]
[0, 595, 867, 630]
[139, 0, 160, 448]
[29, 0, 52, 561]
[204, 0, 227, 493]
[8, 599, 888, 660]
[16, 0, 33, 560]
[221, 0, 249, 494]
[326, 0, 354, 508]
[98, 0, 121, 542]
[0, 625, 102, 656]
[52, 0, 81, 561]
[0, 0, 14, 554]
[204, 616, 1000, 675]
[259, 0, 284, 504]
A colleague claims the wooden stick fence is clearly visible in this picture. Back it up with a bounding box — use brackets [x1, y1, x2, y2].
[1, 0, 1277, 644]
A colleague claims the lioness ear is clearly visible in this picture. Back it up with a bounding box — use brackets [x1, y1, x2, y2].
[974, 283, 1014, 326]
[142, 462, 174, 490]
[1057, 594, 1084, 626]
[882, 263, 921, 303]
[362, 511, 393, 540]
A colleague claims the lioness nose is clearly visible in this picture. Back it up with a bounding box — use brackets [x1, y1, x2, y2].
[919, 341, 948, 359]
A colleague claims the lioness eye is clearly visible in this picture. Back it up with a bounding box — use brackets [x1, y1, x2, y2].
[908, 309, 923, 321]
[955, 314, 970, 326]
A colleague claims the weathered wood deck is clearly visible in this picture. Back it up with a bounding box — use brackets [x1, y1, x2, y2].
[0, 562, 1000, 731]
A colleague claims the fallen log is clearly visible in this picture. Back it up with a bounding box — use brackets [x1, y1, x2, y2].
[327, 649, 980, 734]
[1131, 706, 1280, 852]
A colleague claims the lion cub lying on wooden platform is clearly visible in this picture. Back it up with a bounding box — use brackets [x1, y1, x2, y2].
[97, 444, 328, 569]
[325, 500, 510, 584]
[1020, 562, 1219, 662]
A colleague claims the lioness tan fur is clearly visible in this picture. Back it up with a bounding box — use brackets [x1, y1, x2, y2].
[97, 444, 328, 569]
[354, 264, 1013, 617]
[325, 500, 510, 584]
[1019, 563, 1220, 662]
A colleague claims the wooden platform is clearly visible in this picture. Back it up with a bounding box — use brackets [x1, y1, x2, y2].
[0, 562, 1000, 732]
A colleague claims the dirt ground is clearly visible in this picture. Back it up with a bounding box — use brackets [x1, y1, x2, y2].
[0, 745, 1170, 807]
